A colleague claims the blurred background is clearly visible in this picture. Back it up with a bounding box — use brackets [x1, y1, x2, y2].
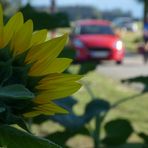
[0, 0, 145, 53]
[2, 0, 148, 148]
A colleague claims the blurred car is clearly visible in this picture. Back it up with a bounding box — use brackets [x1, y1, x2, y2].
[113, 17, 138, 32]
[70, 19, 125, 64]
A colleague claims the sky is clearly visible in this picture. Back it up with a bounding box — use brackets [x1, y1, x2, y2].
[22, 0, 144, 18]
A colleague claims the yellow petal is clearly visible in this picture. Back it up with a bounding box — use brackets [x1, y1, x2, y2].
[23, 102, 67, 117]
[25, 34, 68, 64]
[12, 19, 33, 56]
[29, 58, 72, 76]
[0, 4, 4, 47]
[29, 29, 48, 47]
[34, 82, 81, 104]
[0, 4, 3, 27]
[34, 74, 82, 103]
[23, 110, 46, 118]
[37, 73, 82, 88]
[0, 28, 3, 48]
[34, 102, 68, 114]
[3, 12, 23, 47]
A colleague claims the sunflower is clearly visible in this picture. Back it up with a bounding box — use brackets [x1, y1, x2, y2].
[0, 4, 81, 122]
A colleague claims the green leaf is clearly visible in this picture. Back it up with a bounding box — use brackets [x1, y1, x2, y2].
[0, 105, 31, 130]
[78, 61, 98, 74]
[138, 132, 148, 144]
[0, 60, 12, 85]
[7, 114, 30, 132]
[49, 99, 110, 131]
[0, 125, 60, 148]
[102, 119, 133, 145]
[0, 84, 34, 100]
[46, 127, 89, 147]
[85, 99, 110, 118]
[0, 106, 5, 113]
[122, 76, 148, 92]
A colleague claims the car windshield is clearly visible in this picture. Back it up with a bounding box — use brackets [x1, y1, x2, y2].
[76, 25, 114, 35]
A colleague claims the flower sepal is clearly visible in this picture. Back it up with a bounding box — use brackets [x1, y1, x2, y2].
[0, 84, 35, 100]
[0, 104, 29, 132]
[0, 84, 35, 128]
[0, 59, 12, 85]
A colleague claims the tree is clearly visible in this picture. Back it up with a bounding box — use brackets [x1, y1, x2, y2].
[0, 0, 10, 9]
[0, 0, 22, 15]
[20, 4, 70, 30]
[137, 0, 148, 20]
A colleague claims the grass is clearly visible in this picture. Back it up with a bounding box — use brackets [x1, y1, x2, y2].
[33, 65, 148, 147]
[121, 31, 142, 53]
[72, 68, 148, 133]
[68, 65, 148, 147]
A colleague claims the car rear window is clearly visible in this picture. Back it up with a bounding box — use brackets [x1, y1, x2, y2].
[75, 25, 114, 35]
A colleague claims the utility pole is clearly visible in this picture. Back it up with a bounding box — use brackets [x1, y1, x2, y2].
[50, 0, 56, 37]
[50, 0, 56, 14]
[144, 0, 148, 19]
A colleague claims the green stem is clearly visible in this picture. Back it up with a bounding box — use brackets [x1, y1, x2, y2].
[83, 81, 96, 99]
[83, 82, 103, 147]
[93, 116, 101, 148]
[27, 118, 33, 132]
[111, 92, 145, 109]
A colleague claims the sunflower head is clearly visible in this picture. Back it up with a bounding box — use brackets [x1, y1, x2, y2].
[0, 5, 81, 125]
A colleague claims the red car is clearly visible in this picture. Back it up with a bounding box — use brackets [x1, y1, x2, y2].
[70, 19, 125, 64]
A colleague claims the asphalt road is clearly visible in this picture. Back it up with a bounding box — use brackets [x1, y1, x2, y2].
[96, 54, 148, 81]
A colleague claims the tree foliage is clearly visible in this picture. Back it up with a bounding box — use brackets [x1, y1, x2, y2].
[19, 4, 70, 30]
